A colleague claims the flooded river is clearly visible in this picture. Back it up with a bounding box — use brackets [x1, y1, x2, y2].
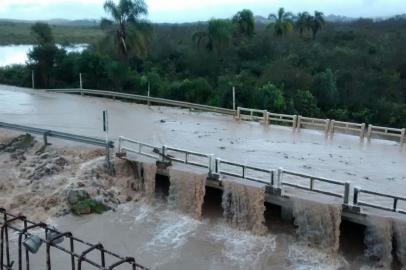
[1, 85, 406, 269]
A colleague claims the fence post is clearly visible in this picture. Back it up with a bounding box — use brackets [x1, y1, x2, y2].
[232, 86, 236, 112]
[343, 182, 350, 205]
[147, 82, 151, 107]
[79, 73, 83, 90]
[208, 154, 215, 175]
[31, 70, 35, 89]
[353, 187, 361, 205]
[400, 128, 405, 145]
[276, 168, 283, 189]
[367, 125, 373, 142]
[236, 107, 241, 120]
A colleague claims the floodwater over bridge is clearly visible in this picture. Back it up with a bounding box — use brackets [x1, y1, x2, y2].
[1, 84, 406, 269]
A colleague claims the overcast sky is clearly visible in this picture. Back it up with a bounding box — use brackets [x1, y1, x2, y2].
[0, 0, 405, 22]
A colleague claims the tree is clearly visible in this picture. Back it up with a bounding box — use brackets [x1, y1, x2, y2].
[294, 89, 320, 117]
[268, 8, 294, 37]
[295, 12, 311, 37]
[192, 19, 233, 55]
[309, 11, 325, 40]
[313, 69, 339, 110]
[101, 0, 152, 61]
[28, 22, 58, 88]
[255, 83, 286, 113]
[232, 9, 255, 38]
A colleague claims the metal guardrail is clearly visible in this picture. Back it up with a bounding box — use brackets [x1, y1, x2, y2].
[46, 88, 235, 116]
[215, 158, 274, 185]
[0, 122, 114, 148]
[0, 209, 148, 270]
[278, 169, 350, 204]
[353, 188, 406, 214]
[165, 146, 214, 171]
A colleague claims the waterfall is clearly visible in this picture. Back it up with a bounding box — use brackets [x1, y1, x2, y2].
[364, 215, 393, 266]
[221, 178, 267, 235]
[114, 160, 157, 199]
[291, 198, 342, 253]
[168, 168, 207, 219]
[393, 219, 406, 267]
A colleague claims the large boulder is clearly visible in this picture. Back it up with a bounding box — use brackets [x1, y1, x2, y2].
[67, 189, 91, 206]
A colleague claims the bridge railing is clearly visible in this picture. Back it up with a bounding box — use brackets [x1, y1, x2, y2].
[165, 146, 214, 172]
[215, 158, 274, 185]
[367, 125, 405, 144]
[353, 188, 406, 214]
[0, 122, 114, 148]
[118, 137, 161, 160]
[329, 120, 366, 139]
[296, 116, 330, 134]
[236, 107, 267, 123]
[46, 88, 235, 116]
[267, 112, 297, 128]
[278, 168, 350, 204]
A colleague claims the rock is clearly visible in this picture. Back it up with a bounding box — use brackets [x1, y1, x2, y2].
[67, 189, 91, 206]
[53, 156, 68, 167]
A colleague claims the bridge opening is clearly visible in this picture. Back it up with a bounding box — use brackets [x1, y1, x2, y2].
[154, 174, 170, 200]
[201, 186, 223, 219]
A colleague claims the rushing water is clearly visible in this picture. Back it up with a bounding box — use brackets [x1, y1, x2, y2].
[0, 44, 87, 66]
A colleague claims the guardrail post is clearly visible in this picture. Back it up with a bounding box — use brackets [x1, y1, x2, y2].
[367, 125, 373, 142]
[147, 82, 151, 107]
[360, 123, 366, 140]
[343, 181, 350, 205]
[31, 70, 35, 89]
[232, 86, 236, 112]
[329, 120, 335, 136]
[324, 119, 330, 135]
[215, 158, 221, 174]
[353, 187, 360, 205]
[276, 168, 283, 189]
[296, 116, 302, 131]
[393, 198, 398, 212]
[263, 111, 269, 126]
[208, 154, 215, 175]
[79, 73, 83, 90]
[236, 107, 241, 120]
[118, 136, 123, 153]
[162, 145, 167, 162]
[400, 128, 405, 145]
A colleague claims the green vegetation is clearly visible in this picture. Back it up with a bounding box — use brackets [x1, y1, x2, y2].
[72, 199, 110, 215]
[1, 1, 406, 128]
[0, 21, 103, 45]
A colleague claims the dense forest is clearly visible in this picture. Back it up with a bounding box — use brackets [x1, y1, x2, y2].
[1, 0, 406, 128]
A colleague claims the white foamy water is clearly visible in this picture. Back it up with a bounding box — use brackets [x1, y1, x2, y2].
[292, 198, 342, 252]
[222, 178, 267, 234]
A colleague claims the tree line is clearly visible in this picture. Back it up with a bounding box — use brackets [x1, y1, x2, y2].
[1, 0, 406, 128]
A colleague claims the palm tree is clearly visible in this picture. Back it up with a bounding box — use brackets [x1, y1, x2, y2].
[268, 8, 294, 37]
[192, 19, 233, 55]
[310, 11, 325, 40]
[101, 0, 152, 61]
[232, 9, 255, 38]
[295, 12, 310, 37]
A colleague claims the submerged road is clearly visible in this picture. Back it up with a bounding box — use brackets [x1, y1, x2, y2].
[1, 84, 405, 202]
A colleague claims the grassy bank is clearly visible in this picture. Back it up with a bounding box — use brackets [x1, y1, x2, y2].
[0, 21, 103, 45]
